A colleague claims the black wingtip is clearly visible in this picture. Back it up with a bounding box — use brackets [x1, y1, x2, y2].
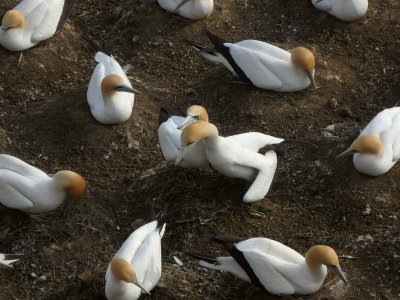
[186, 251, 218, 265]
[3, 254, 25, 260]
[204, 30, 226, 47]
[185, 39, 207, 51]
[156, 207, 180, 228]
[159, 107, 170, 126]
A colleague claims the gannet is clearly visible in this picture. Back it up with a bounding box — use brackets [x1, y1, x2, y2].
[188, 30, 316, 92]
[0, 0, 75, 51]
[0, 154, 86, 214]
[337, 107, 400, 176]
[157, 0, 214, 20]
[87, 52, 141, 125]
[0, 253, 24, 268]
[105, 210, 176, 300]
[176, 122, 283, 202]
[312, 0, 368, 22]
[158, 105, 209, 168]
[188, 235, 348, 295]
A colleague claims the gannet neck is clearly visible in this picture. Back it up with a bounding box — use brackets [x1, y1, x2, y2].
[2, 10, 25, 30]
[352, 135, 384, 157]
[52, 170, 86, 198]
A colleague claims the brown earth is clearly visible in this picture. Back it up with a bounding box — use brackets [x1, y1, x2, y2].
[1, 0, 400, 299]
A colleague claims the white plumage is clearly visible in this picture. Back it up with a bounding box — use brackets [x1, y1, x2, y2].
[105, 219, 167, 300]
[87, 52, 139, 125]
[190, 31, 316, 92]
[177, 122, 283, 202]
[338, 107, 400, 176]
[0, 154, 86, 214]
[0, 0, 71, 51]
[157, 0, 213, 20]
[312, 0, 368, 22]
[0, 253, 23, 268]
[191, 237, 347, 295]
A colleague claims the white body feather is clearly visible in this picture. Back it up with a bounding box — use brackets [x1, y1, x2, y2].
[199, 238, 328, 295]
[312, 0, 368, 22]
[0, 154, 67, 214]
[352, 107, 400, 176]
[105, 221, 165, 300]
[158, 0, 214, 20]
[158, 114, 283, 170]
[199, 40, 312, 92]
[0, 0, 65, 51]
[87, 52, 135, 125]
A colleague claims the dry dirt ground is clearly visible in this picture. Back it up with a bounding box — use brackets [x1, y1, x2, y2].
[0, 0, 400, 299]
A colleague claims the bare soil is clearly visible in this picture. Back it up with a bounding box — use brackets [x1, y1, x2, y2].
[0, 0, 400, 299]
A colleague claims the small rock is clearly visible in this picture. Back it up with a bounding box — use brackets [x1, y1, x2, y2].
[37, 275, 47, 283]
[173, 256, 183, 267]
[329, 98, 338, 109]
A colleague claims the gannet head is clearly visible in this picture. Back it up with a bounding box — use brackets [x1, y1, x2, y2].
[336, 135, 384, 159]
[178, 105, 209, 130]
[101, 74, 141, 98]
[53, 170, 87, 198]
[110, 258, 151, 294]
[305, 245, 348, 284]
[175, 121, 218, 165]
[1, 10, 24, 30]
[291, 47, 316, 89]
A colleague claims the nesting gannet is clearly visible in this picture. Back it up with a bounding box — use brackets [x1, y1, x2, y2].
[176, 122, 283, 202]
[157, 0, 214, 20]
[0, 0, 75, 51]
[0, 154, 86, 214]
[337, 107, 400, 176]
[312, 0, 368, 22]
[87, 52, 141, 125]
[188, 30, 316, 92]
[188, 235, 348, 295]
[105, 210, 176, 300]
[0, 253, 24, 268]
[158, 105, 209, 168]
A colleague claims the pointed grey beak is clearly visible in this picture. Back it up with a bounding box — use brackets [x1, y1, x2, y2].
[327, 265, 348, 285]
[307, 71, 316, 89]
[175, 142, 197, 165]
[134, 281, 151, 295]
[173, 0, 192, 12]
[177, 115, 198, 130]
[336, 147, 355, 159]
[115, 85, 141, 95]
[315, 0, 324, 3]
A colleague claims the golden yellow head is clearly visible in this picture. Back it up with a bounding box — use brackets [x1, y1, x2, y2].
[54, 170, 87, 198]
[180, 121, 218, 146]
[351, 135, 384, 156]
[111, 257, 137, 284]
[291, 47, 315, 73]
[305, 245, 339, 268]
[2, 10, 24, 30]
[101, 74, 125, 96]
[187, 105, 209, 122]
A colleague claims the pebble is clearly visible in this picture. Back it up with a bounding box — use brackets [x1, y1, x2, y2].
[329, 98, 338, 109]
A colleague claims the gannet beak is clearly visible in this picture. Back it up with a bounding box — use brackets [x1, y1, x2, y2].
[176, 142, 197, 165]
[177, 115, 197, 130]
[327, 265, 348, 285]
[173, 0, 192, 12]
[336, 147, 355, 159]
[134, 281, 151, 295]
[315, 0, 324, 3]
[115, 85, 141, 95]
[307, 71, 316, 89]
